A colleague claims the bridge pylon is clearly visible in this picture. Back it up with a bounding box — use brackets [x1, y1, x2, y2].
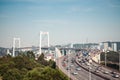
[39, 31, 49, 55]
[12, 38, 20, 57]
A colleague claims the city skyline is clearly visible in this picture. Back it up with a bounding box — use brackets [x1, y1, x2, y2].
[0, 0, 120, 48]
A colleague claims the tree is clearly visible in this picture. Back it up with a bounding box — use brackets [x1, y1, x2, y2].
[3, 68, 22, 80]
[37, 53, 49, 66]
[0, 51, 69, 80]
[24, 67, 69, 80]
[26, 51, 35, 59]
[49, 59, 56, 69]
[100, 51, 119, 62]
[38, 53, 44, 61]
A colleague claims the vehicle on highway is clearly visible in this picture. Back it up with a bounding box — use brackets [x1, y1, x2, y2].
[72, 72, 78, 75]
[62, 63, 66, 67]
[95, 70, 99, 73]
[70, 64, 74, 67]
[77, 59, 81, 62]
[66, 67, 71, 70]
[88, 67, 92, 70]
[113, 74, 119, 78]
[86, 62, 90, 66]
[111, 71, 116, 74]
[66, 59, 69, 62]
[104, 71, 109, 74]
[76, 68, 81, 71]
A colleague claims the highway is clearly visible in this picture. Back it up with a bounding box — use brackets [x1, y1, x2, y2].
[56, 49, 120, 80]
[57, 52, 106, 80]
[75, 50, 120, 80]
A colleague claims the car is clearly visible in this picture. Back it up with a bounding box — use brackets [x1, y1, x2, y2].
[95, 70, 99, 73]
[88, 67, 92, 70]
[111, 71, 116, 74]
[86, 62, 90, 66]
[76, 68, 81, 71]
[70, 64, 74, 67]
[113, 74, 119, 78]
[78, 59, 81, 61]
[62, 63, 66, 67]
[81, 63, 84, 65]
[66, 67, 71, 70]
[104, 71, 109, 74]
[72, 72, 78, 75]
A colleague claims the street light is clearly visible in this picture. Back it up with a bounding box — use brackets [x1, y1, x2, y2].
[89, 55, 91, 80]
[89, 65, 91, 80]
[103, 49, 109, 67]
[118, 50, 120, 71]
[105, 51, 107, 67]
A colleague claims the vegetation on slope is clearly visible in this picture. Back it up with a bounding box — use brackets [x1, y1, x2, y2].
[100, 51, 119, 70]
[0, 51, 69, 80]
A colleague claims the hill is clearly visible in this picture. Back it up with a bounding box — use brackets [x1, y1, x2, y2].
[0, 52, 69, 80]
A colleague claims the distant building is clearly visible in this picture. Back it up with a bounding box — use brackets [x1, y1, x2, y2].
[98, 43, 104, 50]
[44, 54, 54, 61]
[112, 42, 120, 51]
[73, 44, 84, 49]
[102, 41, 120, 51]
[103, 41, 111, 51]
[7, 49, 11, 55]
[73, 43, 98, 49]
[111, 43, 117, 51]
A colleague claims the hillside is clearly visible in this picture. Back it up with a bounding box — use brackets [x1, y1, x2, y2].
[0, 52, 69, 80]
[100, 51, 119, 70]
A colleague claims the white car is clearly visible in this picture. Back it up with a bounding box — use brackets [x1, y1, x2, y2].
[95, 70, 99, 73]
[72, 72, 78, 75]
[104, 71, 109, 74]
[113, 74, 119, 78]
[76, 68, 81, 71]
[70, 64, 74, 67]
[86, 62, 90, 66]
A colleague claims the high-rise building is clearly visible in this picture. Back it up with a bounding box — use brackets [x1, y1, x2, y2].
[112, 43, 117, 51]
[102, 41, 120, 51]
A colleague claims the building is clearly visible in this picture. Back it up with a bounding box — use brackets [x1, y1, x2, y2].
[73, 43, 98, 49]
[111, 42, 120, 51]
[98, 42, 104, 50]
[102, 41, 120, 51]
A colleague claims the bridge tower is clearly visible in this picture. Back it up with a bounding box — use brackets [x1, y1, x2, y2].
[39, 31, 49, 55]
[12, 38, 20, 57]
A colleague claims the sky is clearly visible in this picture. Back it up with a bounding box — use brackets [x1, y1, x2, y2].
[0, 0, 120, 48]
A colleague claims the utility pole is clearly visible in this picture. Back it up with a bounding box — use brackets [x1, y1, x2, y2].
[103, 49, 107, 67]
[89, 55, 91, 80]
[119, 50, 120, 71]
[105, 51, 107, 67]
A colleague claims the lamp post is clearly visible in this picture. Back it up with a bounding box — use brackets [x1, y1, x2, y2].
[105, 51, 107, 67]
[103, 49, 108, 67]
[89, 55, 91, 80]
[118, 50, 120, 71]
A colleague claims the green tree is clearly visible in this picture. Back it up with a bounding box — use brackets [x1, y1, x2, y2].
[37, 53, 49, 66]
[26, 51, 35, 59]
[38, 53, 44, 61]
[0, 51, 69, 80]
[100, 51, 119, 62]
[49, 59, 56, 69]
[24, 67, 69, 80]
[3, 68, 22, 80]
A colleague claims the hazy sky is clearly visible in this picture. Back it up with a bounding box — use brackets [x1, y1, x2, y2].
[0, 0, 120, 48]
